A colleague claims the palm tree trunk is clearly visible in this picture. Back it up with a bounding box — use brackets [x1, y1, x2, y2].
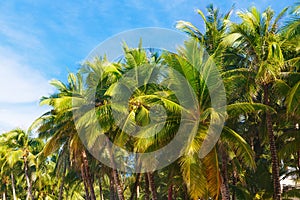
[130, 173, 140, 200]
[112, 169, 125, 200]
[24, 156, 34, 200]
[183, 184, 188, 200]
[297, 150, 300, 177]
[11, 172, 17, 200]
[80, 163, 90, 200]
[82, 150, 96, 200]
[264, 85, 281, 200]
[220, 148, 230, 200]
[147, 172, 158, 200]
[144, 173, 150, 200]
[109, 173, 115, 200]
[168, 184, 173, 200]
[58, 163, 66, 200]
[106, 138, 125, 200]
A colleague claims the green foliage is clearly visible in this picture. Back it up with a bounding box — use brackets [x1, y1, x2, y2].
[1, 3, 299, 199]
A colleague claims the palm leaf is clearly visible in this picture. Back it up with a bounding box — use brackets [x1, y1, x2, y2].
[221, 126, 255, 169]
[226, 102, 276, 118]
[286, 80, 300, 116]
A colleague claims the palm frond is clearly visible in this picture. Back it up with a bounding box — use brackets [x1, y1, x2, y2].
[286, 80, 300, 116]
[226, 102, 276, 118]
[221, 126, 255, 169]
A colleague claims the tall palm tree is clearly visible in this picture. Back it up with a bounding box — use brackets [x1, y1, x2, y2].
[176, 6, 273, 199]
[273, 70, 300, 199]
[78, 56, 126, 200]
[31, 72, 97, 200]
[164, 40, 275, 199]
[225, 6, 290, 199]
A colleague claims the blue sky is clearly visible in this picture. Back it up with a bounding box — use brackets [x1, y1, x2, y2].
[0, 0, 295, 132]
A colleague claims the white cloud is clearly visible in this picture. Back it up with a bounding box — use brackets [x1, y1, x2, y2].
[0, 47, 53, 132]
[0, 103, 50, 133]
[0, 20, 42, 50]
[0, 3, 55, 132]
[0, 47, 53, 103]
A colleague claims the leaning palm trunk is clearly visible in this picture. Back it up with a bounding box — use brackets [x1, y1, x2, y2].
[112, 169, 125, 200]
[147, 172, 158, 200]
[264, 85, 281, 200]
[11, 172, 17, 200]
[24, 156, 34, 200]
[80, 163, 90, 200]
[82, 150, 96, 200]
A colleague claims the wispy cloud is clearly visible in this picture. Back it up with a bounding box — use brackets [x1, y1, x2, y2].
[0, 20, 42, 50]
[0, 103, 49, 133]
[0, 46, 53, 131]
[0, 47, 53, 103]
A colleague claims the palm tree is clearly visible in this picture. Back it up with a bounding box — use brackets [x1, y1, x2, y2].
[176, 4, 232, 57]
[31, 72, 97, 200]
[0, 129, 43, 200]
[176, 6, 275, 199]
[79, 41, 177, 199]
[85, 20, 274, 200]
[277, 4, 300, 190]
[224, 6, 291, 199]
[273, 73, 300, 199]
[164, 40, 275, 199]
[106, 38, 268, 199]
[6, 4, 296, 199]
[0, 138, 14, 200]
[282, 5, 299, 70]
[78, 56, 126, 200]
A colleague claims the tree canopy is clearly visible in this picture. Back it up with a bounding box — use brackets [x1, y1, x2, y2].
[1, 3, 299, 200]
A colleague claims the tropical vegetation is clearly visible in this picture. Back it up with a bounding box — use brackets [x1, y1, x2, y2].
[1, 3, 299, 200]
